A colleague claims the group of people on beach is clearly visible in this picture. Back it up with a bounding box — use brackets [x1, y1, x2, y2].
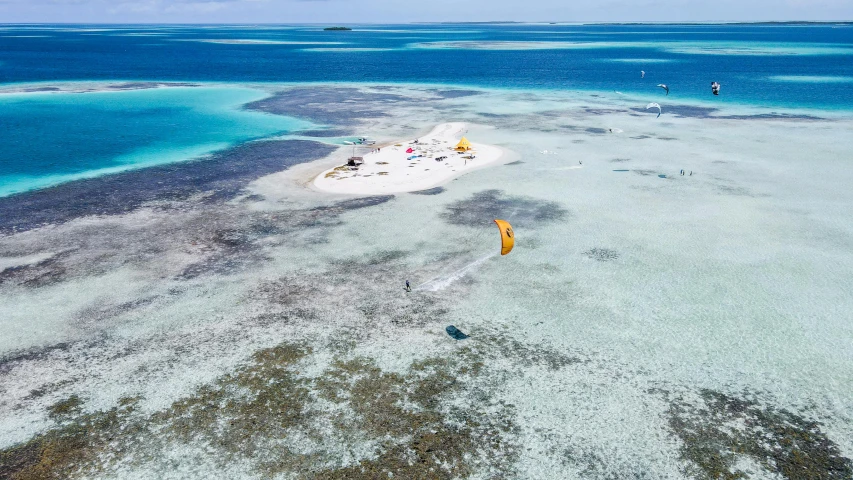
[680, 169, 693, 176]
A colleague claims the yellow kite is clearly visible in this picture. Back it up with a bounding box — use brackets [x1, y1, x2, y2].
[494, 219, 514, 255]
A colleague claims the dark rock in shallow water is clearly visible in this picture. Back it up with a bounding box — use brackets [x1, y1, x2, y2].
[629, 104, 823, 121]
[245, 87, 407, 126]
[110, 82, 200, 91]
[717, 112, 824, 121]
[441, 189, 569, 228]
[410, 187, 445, 196]
[645, 105, 719, 118]
[0, 254, 69, 288]
[584, 248, 620, 261]
[429, 89, 483, 99]
[310, 195, 395, 214]
[299, 129, 352, 138]
[446, 325, 469, 340]
[0, 342, 73, 375]
[664, 388, 853, 479]
[0, 140, 335, 235]
[23, 86, 61, 92]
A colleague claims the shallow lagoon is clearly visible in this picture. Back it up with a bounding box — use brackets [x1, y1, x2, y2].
[0, 82, 851, 478]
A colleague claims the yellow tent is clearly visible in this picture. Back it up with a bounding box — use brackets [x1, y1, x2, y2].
[455, 137, 472, 151]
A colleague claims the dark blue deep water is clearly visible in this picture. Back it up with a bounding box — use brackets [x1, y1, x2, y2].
[2, 24, 852, 109]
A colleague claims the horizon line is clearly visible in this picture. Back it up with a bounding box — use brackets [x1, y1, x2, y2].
[1, 21, 852, 26]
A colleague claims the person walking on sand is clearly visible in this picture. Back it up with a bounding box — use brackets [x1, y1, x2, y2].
[405, 280, 411, 292]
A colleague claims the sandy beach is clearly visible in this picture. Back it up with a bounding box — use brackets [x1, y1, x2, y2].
[313, 122, 504, 194]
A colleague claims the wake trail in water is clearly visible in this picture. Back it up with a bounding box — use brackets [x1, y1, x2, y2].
[415, 252, 498, 292]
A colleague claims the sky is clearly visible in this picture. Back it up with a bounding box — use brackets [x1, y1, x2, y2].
[0, 0, 851, 23]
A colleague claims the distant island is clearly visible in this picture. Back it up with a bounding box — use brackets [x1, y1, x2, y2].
[323, 27, 352, 31]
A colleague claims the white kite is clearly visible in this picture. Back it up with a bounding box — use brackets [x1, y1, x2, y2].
[646, 102, 661, 118]
[641, 70, 645, 78]
[657, 84, 669, 95]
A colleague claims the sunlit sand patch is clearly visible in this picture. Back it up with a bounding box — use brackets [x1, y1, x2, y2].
[410, 40, 636, 50]
[350, 29, 483, 34]
[204, 25, 303, 30]
[0, 252, 58, 272]
[409, 40, 851, 55]
[113, 32, 171, 36]
[769, 75, 853, 83]
[313, 123, 505, 195]
[604, 58, 674, 63]
[660, 42, 853, 56]
[174, 39, 347, 45]
[416, 40, 853, 56]
[501, 30, 590, 34]
[0, 81, 200, 95]
[46, 28, 119, 33]
[300, 47, 399, 53]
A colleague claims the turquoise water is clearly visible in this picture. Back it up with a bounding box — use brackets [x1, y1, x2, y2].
[0, 87, 312, 196]
[1, 23, 852, 195]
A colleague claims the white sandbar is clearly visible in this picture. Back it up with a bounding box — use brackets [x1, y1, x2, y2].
[313, 122, 503, 194]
